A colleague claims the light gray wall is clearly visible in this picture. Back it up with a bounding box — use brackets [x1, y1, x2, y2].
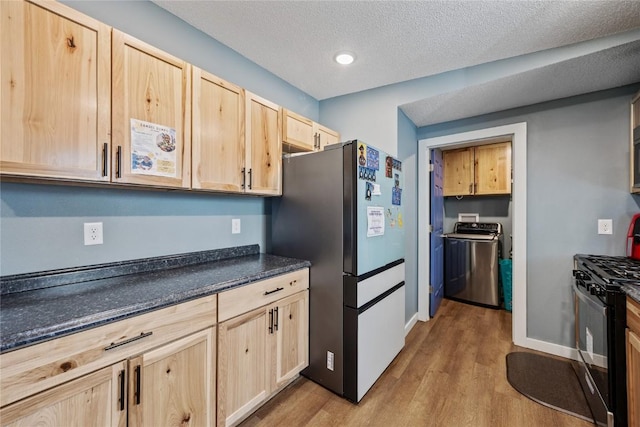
[418, 85, 640, 347]
[1, 1, 319, 276]
[1, 183, 266, 275]
[397, 109, 418, 323]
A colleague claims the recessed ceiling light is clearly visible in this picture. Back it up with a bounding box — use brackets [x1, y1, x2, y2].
[334, 52, 355, 65]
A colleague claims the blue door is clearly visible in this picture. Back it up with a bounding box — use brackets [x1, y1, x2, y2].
[430, 149, 444, 317]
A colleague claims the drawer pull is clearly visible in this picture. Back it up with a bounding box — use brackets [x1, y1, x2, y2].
[264, 287, 284, 296]
[104, 331, 153, 351]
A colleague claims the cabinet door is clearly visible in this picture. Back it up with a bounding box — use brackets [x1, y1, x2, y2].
[628, 329, 640, 427]
[192, 68, 245, 192]
[112, 30, 191, 188]
[442, 148, 474, 196]
[1, 0, 111, 181]
[128, 328, 215, 427]
[282, 109, 315, 152]
[0, 361, 126, 427]
[315, 124, 340, 151]
[245, 91, 282, 195]
[474, 142, 511, 195]
[271, 290, 309, 390]
[217, 308, 270, 427]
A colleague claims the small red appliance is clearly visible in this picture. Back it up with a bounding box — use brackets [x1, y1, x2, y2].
[627, 213, 640, 260]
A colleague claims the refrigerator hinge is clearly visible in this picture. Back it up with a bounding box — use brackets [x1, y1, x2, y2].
[429, 224, 433, 233]
[429, 163, 434, 172]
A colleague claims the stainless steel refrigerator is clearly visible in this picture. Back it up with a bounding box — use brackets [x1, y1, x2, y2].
[271, 140, 405, 402]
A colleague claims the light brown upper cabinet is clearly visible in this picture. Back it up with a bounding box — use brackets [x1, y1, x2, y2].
[192, 68, 245, 192]
[111, 30, 191, 189]
[281, 109, 340, 153]
[443, 142, 512, 197]
[245, 91, 282, 195]
[282, 109, 315, 152]
[443, 147, 474, 196]
[0, 0, 111, 182]
[315, 123, 340, 151]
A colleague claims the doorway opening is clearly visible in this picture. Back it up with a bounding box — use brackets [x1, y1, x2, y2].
[417, 123, 528, 349]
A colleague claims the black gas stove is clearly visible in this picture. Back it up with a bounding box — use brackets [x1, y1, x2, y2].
[573, 254, 637, 426]
[576, 254, 640, 286]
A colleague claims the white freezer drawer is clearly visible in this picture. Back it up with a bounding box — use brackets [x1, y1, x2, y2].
[343, 280, 405, 403]
[355, 262, 405, 308]
[356, 284, 405, 402]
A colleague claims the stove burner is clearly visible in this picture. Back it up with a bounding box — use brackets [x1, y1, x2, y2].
[580, 254, 640, 284]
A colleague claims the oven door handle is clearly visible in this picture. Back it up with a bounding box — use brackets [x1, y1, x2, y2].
[572, 282, 607, 315]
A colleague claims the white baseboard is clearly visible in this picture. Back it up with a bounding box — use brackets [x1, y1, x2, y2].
[518, 336, 579, 361]
[405, 312, 419, 337]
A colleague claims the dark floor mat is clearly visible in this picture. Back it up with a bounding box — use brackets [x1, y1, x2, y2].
[506, 352, 594, 423]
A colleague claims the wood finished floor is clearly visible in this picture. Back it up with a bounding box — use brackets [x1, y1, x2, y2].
[240, 298, 594, 427]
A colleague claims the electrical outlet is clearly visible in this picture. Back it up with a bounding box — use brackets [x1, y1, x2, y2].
[327, 351, 334, 371]
[84, 222, 103, 245]
[232, 218, 241, 234]
[597, 219, 613, 235]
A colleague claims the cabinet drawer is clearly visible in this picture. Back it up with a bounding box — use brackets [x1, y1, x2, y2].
[0, 295, 216, 407]
[629, 296, 640, 333]
[218, 269, 309, 322]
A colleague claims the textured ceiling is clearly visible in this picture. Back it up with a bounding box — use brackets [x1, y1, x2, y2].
[402, 38, 640, 127]
[153, 0, 640, 125]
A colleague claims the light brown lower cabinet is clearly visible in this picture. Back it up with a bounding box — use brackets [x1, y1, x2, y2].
[0, 295, 217, 427]
[1, 327, 216, 427]
[1, 361, 127, 427]
[217, 285, 309, 427]
[0, 269, 309, 427]
[127, 328, 216, 427]
[627, 296, 640, 426]
[628, 329, 640, 426]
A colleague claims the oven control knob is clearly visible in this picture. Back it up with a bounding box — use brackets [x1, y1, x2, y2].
[589, 285, 604, 296]
[573, 270, 590, 281]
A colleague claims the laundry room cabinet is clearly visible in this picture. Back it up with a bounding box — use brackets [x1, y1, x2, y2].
[443, 142, 511, 196]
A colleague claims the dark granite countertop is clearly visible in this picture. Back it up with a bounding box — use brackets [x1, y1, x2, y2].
[623, 284, 640, 304]
[0, 245, 310, 353]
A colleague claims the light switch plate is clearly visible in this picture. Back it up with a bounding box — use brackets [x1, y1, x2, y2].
[597, 219, 613, 235]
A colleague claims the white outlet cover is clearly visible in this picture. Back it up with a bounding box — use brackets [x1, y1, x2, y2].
[597, 219, 613, 235]
[232, 218, 241, 234]
[84, 222, 104, 245]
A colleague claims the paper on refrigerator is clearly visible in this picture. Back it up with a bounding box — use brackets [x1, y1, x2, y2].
[366, 206, 385, 237]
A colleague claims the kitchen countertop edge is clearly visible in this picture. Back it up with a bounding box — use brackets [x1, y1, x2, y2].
[623, 284, 640, 304]
[1, 252, 310, 354]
